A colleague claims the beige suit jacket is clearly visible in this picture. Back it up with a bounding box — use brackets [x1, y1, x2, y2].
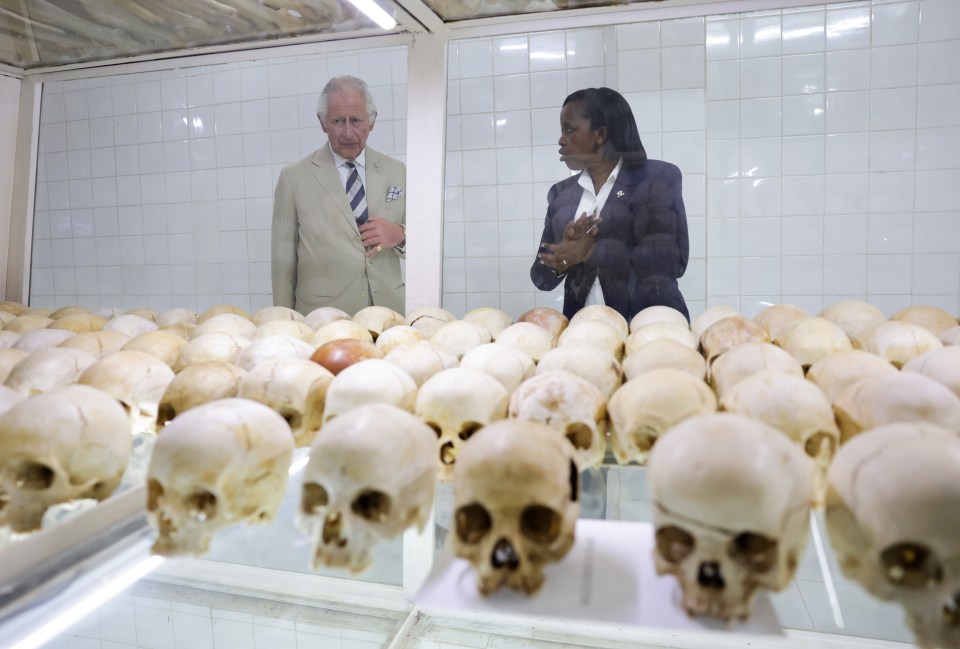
[271, 144, 406, 315]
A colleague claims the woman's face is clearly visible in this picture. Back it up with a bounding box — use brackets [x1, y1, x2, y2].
[558, 100, 604, 171]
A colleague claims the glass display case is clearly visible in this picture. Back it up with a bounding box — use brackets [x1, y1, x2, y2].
[0, 459, 920, 649]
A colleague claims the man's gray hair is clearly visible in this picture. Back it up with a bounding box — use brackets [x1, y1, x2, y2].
[316, 75, 378, 123]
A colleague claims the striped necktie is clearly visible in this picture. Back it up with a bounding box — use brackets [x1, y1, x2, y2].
[345, 161, 369, 226]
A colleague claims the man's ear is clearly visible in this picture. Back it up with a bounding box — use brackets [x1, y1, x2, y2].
[319, 117, 330, 134]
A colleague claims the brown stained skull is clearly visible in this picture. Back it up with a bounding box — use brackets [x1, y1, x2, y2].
[452, 419, 580, 595]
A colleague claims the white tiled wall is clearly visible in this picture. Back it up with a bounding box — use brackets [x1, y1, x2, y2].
[30, 46, 407, 312]
[442, 0, 960, 320]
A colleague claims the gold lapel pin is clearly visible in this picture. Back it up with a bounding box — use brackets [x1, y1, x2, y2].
[616, 190, 625, 198]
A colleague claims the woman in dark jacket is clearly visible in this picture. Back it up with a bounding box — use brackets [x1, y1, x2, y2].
[531, 87, 690, 322]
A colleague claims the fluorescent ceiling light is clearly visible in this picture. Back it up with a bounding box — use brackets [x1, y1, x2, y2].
[348, 0, 397, 29]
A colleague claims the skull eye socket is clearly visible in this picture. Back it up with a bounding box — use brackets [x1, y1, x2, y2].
[881, 543, 943, 588]
[631, 430, 657, 453]
[455, 503, 492, 545]
[351, 489, 391, 523]
[520, 504, 561, 545]
[728, 532, 779, 573]
[426, 422, 442, 438]
[185, 490, 217, 522]
[565, 423, 593, 450]
[569, 461, 579, 503]
[656, 525, 695, 563]
[458, 422, 483, 441]
[12, 461, 55, 490]
[302, 482, 329, 514]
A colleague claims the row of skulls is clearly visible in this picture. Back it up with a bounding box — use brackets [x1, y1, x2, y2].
[0, 298, 957, 648]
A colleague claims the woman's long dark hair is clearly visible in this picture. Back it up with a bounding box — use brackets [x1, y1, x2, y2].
[563, 87, 647, 169]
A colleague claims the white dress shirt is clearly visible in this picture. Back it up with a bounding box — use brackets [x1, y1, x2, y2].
[330, 143, 368, 191]
[574, 158, 622, 306]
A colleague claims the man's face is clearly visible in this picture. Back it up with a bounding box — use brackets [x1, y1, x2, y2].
[558, 100, 603, 171]
[321, 88, 374, 160]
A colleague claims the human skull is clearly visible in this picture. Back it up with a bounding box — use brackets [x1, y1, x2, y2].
[825, 422, 960, 649]
[374, 325, 427, 355]
[156, 308, 199, 327]
[0, 386, 26, 417]
[430, 320, 492, 359]
[384, 341, 458, 387]
[322, 359, 417, 423]
[649, 413, 815, 621]
[709, 342, 803, 399]
[405, 306, 457, 336]
[700, 316, 770, 367]
[125, 308, 159, 323]
[452, 418, 580, 596]
[103, 314, 158, 338]
[459, 342, 535, 393]
[190, 313, 256, 340]
[58, 330, 132, 357]
[625, 322, 698, 356]
[0, 385, 131, 532]
[250, 319, 315, 343]
[517, 306, 568, 340]
[4, 348, 98, 396]
[630, 305, 689, 331]
[415, 367, 509, 479]
[239, 357, 334, 447]
[834, 373, 960, 443]
[155, 361, 247, 431]
[819, 300, 887, 340]
[11, 328, 74, 353]
[3, 315, 53, 334]
[890, 305, 958, 337]
[903, 347, 960, 400]
[352, 306, 405, 340]
[48, 312, 107, 333]
[621, 339, 706, 381]
[940, 326, 960, 346]
[777, 317, 853, 370]
[251, 305, 304, 326]
[557, 319, 624, 362]
[49, 305, 91, 319]
[146, 398, 293, 556]
[495, 322, 556, 362]
[174, 332, 251, 372]
[754, 303, 810, 340]
[0, 331, 21, 349]
[79, 350, 176, 436]
[311, 319, 374, 348]
[298, 404, 436, 573]
[196, 304, 249, 324]
[0, 349, 28, 384]
[569, 304, 629, 340]
[304, 306, 350, 330]
[234, 334, 314, 371]
[536, 345, 621, 398]
[855, 321, 944, 367]
[690, 305, 738, 341]
[720, 370, 839, 501]
[806, 349, 900, 404]
[608, 368, 716, 466]
[121, 330, 188, 368]
[509, 370, 608, 468]
[463, 307, 514, 338]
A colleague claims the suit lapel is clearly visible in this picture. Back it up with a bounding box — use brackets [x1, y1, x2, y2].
[311, 144, 362, 232]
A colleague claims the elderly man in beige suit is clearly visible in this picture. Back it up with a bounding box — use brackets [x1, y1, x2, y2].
[272, 75, 406, 316]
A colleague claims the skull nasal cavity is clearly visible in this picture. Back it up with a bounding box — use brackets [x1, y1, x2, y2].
[698, 561, 725, 590]
[491, 538, 520, 571]
[440, 441, 457, 465]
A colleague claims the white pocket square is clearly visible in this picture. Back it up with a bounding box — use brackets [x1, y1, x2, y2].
[386, 186, 404, 201]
